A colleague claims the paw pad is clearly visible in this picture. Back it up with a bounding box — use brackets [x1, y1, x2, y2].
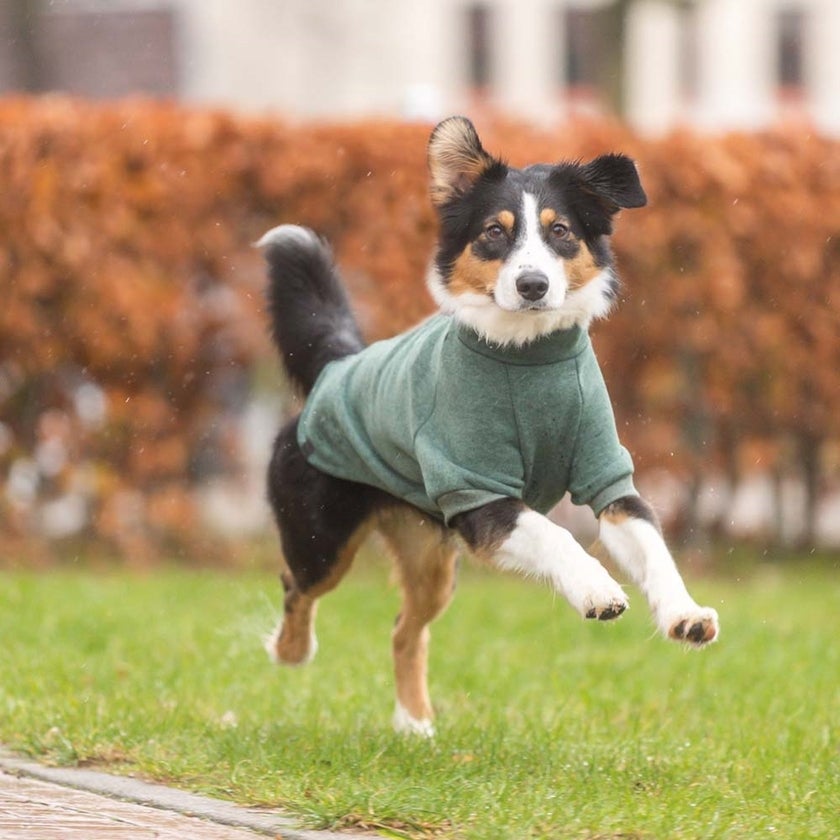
[669, 613, 718, 646]
[585, 600, 627, 621]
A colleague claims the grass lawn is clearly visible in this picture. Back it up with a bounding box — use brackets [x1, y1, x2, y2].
[1, 548, 838, 839]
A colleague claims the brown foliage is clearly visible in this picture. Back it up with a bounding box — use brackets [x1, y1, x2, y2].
[1, 97, 838, 555]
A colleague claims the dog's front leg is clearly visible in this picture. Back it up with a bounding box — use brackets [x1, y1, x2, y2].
[454, 499, 628, 620]
[597, 496, 719, 646]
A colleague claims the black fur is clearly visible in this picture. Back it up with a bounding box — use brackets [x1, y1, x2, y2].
[603, 495, 662, 532]
[549, 157, 646, 238]
[453, 498, 525, 555]
[263, 230, 364, 395]
[267, 417, 388, 592]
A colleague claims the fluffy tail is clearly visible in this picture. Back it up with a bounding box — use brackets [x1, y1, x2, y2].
[257, 225, 365, 395]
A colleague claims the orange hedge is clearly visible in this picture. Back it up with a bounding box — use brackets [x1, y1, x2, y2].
[1, 97, 838, 556]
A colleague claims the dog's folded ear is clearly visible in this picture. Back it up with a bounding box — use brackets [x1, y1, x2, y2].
[579, 154, 647, 211]
[557, 154, 647, 237]
[428, 116, 505, 207]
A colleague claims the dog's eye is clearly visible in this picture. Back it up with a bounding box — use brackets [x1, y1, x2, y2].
[484, 223, 505, 240]
[551, 222, 570, 238]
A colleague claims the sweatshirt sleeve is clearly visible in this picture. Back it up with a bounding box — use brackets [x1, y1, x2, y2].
[568, 355, 637, 515]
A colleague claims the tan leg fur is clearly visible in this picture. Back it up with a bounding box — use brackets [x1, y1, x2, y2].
[378, 507, 458, 736]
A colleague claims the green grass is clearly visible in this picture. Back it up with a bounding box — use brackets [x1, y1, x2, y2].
[1, 551, 838, 839]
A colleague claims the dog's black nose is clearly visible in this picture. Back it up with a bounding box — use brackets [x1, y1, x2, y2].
[515, 271, 549, 302]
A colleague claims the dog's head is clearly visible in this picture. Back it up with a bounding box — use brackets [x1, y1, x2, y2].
[426, 116, 646, 345]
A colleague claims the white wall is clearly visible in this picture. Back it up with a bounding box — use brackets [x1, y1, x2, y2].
[693, 0, 776, 130]
[176, 0, 461, 119]
[492, 0, 557, 120]
[810, 0, 840, 135]
[625, 0, 683, 134]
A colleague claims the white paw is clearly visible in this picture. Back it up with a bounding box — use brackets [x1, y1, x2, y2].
[659, 604, 719, 647]
[393, 703, 435, 738]
[493, 512, 628, 622]
[567, 561, 629, 621]
[263, 619, 319, 667]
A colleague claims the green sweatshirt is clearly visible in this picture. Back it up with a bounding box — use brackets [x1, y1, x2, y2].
[298, 314, 636, 525]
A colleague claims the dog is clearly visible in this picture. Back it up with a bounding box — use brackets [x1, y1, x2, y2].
[258, 116, 719, 736]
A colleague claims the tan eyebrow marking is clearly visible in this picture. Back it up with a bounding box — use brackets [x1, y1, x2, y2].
[497, 210, 515, 233]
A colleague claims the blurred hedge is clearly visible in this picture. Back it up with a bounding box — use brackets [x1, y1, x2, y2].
[1, 97, 838, 558]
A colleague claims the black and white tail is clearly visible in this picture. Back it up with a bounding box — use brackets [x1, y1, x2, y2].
[257, 225, 365, 395]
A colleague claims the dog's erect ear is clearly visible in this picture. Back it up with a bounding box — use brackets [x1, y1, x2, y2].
[428, 116, 503, 207]
[579, 154, 647, 210]
[559, 153, 646, 237]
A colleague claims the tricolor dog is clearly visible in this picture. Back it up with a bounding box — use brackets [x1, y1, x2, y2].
[258, 117, 719, 736]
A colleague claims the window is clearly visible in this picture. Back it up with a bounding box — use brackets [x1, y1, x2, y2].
[776, 7, 806, 91]
[3, 7, 180, 99]
[467, 4, 492, 91]
[563, 7, 605, 90]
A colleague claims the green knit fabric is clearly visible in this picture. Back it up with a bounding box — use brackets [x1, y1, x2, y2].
[298, 314, 636, 525]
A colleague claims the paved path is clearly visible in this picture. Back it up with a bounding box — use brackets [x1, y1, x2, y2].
[0, 753, 362, 840]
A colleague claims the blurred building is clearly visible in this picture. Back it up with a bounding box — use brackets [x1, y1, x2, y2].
[0, 0, 838, 133]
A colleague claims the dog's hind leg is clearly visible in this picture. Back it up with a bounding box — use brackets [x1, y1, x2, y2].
[378, 507, 458, 737]
[266, 417, 381, 665]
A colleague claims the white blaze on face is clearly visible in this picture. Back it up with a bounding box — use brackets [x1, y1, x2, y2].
[494, 193, 567, 312]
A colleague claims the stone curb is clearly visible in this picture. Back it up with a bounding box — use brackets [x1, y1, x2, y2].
[0, 751, 363, 840]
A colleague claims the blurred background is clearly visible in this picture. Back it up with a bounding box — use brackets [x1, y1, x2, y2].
[1, 0, 839, 563]
[2, 0, 839, 130]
